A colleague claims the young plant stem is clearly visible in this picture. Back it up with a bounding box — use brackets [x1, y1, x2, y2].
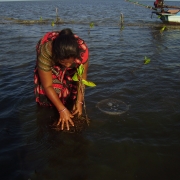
[72, 64, 95, 125]
[78, 78, 90, 125]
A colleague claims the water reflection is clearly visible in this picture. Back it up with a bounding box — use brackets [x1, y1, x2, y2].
[23, 106, 91, 179]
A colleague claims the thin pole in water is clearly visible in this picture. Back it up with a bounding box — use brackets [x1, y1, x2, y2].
[120, 13, 124, 25]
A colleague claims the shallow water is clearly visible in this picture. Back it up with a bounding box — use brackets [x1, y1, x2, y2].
[0, 0, 180, 179]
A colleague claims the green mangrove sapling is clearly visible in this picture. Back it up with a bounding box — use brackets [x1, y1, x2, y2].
[72, 64, 96, 124]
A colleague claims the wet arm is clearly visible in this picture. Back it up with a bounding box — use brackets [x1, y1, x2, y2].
[38, 68, 65, 112]
[38, 68, 74, 130]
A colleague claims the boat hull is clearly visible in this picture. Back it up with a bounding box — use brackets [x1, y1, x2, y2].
[157, 11, 180, 24]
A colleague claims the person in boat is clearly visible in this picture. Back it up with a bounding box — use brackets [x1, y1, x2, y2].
[34, 28, 89, 131]
[154, 0, 164, 8]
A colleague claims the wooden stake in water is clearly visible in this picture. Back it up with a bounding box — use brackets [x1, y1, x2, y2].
[120, 13, 124, 25]
[55, 7, 60, 23]
[120, 13, 124, 30]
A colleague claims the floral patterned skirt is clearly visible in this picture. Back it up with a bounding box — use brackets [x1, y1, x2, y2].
[34, 65, 78, 109]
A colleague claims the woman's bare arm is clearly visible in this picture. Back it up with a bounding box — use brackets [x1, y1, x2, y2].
[38, 68, 74, 130]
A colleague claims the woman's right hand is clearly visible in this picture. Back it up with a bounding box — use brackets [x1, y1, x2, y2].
[38, 69, 74, 131]
[57, 108, 74, 130]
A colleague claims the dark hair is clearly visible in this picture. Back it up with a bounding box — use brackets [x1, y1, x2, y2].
[52, 29, 80, 63]
[59, 28, 74, 36]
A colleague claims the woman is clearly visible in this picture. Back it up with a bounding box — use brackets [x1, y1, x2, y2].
[34, 28, 89, 131]
[154, 0, 164, 8]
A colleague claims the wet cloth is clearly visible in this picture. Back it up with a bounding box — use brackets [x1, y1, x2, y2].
[34, 31, 89, 107]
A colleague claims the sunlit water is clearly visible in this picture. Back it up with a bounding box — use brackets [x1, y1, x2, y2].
[0, 0, 180, 179]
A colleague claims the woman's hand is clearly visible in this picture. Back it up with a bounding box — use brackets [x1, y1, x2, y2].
[57, 108, 74, 130]
[72, 101, 83, 116]
[38, 68, 74, 131]
[71, 61, 88, 116]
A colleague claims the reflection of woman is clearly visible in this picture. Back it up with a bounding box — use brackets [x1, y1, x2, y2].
[34, 28, 89, 131]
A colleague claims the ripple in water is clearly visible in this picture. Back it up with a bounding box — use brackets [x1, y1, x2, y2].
[97, 98, 129, 115]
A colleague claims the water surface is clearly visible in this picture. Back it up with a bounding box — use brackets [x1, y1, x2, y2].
[0, 0, 180, 179]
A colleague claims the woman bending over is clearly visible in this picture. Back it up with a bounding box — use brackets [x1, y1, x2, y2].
[34, 28, 89, 130]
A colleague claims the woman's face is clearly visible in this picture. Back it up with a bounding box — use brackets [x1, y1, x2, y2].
[59, 57, 75, 68]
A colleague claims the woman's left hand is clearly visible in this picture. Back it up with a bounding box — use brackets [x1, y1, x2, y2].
[72, 102, 83, 116]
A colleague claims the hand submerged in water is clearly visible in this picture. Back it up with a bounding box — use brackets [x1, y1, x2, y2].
[72, 102, 83, 116]
[57, 108, 74, 130]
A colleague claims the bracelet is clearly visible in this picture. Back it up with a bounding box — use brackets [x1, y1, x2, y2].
[77, 100, 83, 104]
[58, 108, 66, 113]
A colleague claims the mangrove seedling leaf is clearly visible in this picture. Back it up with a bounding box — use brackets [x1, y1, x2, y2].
[144, 56, 151, 65]
[82, 79, 96, 87]
[89, 22, 94, 28]
[51, 21, 55, 27]
[77, 64, 84, 76]
[120, 26, 124, 31]
[160, 25, 166, 33]
[72, 73, 78, 81]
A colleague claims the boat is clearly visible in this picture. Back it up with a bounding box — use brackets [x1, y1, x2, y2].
[152, 0, 180, 24]
[154, 9, 180, 24]
[125, 0, 180, 24]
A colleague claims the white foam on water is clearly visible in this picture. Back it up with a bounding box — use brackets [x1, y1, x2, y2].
[97, 98, 129, 115]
